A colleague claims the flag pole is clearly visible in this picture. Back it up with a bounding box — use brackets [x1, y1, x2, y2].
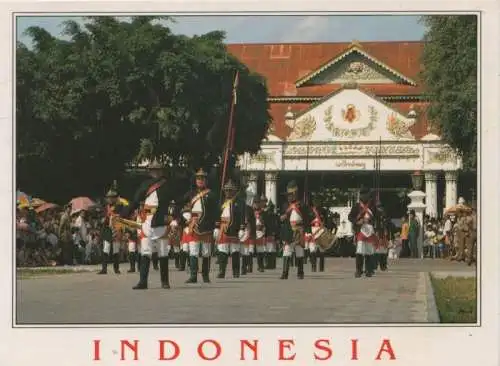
[220, 70, 239, 203]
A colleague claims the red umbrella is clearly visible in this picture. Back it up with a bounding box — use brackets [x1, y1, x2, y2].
[35, 202, 59, 214]
[70, 197, 96, 215]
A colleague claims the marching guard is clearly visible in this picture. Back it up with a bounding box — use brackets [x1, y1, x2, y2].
[348, 188, 378, 278]
[179, 205, 192, 271]
[216, 179, 243, 279]
[167, 200, 182, 269]
[98, 183, 126, 275]
[253, 196, 267, 272]
[239, 193, 256, 276]
[184, 168, 218, 284]
[308, 198, 328, 272]
[279, 180, 310, 280]
[121, 160, 172, 290]
[261, 196, 278, 270]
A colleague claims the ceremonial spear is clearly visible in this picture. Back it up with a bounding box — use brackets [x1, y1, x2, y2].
[220, 70, 240, 204]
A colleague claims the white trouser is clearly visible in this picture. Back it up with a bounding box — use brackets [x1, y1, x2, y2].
[128, 240, 137, 253]
[217, 243, 241, 254]
[141, 237, 170, 257]
[189, 241, 212, 258]
[283, 243, 304, 258]
[103, 240, 121, 255]
[266, 240, 276, 253]
[140, 221, 170, 257]
[256, 245, 266, 254]
[241, 244, 255, 256]
[356, 241, 375, 255]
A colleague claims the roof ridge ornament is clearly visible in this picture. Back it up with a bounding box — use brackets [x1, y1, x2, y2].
[348, 40, 363, 49]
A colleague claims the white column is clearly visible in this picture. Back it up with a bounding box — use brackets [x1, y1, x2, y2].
[245, 172, 259, 206]
[444, 171, 458, 210]
[424, 172, 438, 218]
[264, 172, 278, 206]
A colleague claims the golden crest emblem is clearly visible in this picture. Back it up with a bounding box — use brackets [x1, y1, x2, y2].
[341, 104, 360, 123]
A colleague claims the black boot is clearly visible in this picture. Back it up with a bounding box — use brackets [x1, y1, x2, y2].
[217, 253, 228, 279]
[241, 256, 248, 275]
[365, 255, 373, 277]
[310, 251, 317, 272]
[271, 252, 277, 269]
[280, 256, 290, 279]
[355, 254, 363, 277]
[232, 252, 241, 278]
[380, 253, 388, 271]
[290, 253, 296, 267]
[152, 252, 159, 270]
[97, 253, 108, 274]
[185, 256, 198, 283]
[304, 249, 309, 264]
[174, 253, 180, 269]
[319, 252, 325, 272]
[113, 253, 121, 274]
[297, 257, 304, 279]
[159, 256, 170, 289]
[133, 255, 150, 290]
[247, 254, 253, 273]
[128, 252, 136, 273]
[257, 253, 265, 272]
[202, 257, 211, 283]
[178, 251, 187, 271]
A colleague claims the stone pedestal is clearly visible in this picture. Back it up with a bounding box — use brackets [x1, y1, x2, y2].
[264, 172, 278, 206]
[424, 172, 438, 218]
[407, 190, 426, 259]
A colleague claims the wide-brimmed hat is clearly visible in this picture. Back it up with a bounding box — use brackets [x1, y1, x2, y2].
[195, 168, 208, 178]
[286, 180, 298, 194]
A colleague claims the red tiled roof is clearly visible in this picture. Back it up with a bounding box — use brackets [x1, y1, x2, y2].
[294, 84, 425, 97]
[227, 41, 425, 96]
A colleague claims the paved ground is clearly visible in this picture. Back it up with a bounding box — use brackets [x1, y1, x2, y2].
[16, 258, 476, 325]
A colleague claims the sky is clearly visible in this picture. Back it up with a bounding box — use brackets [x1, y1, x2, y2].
[16, 15, 426, 46]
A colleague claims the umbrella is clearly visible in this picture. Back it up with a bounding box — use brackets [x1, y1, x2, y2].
[35, 202, 59, 214]
[445, 203, 472, 215]
[70, 197, 96, 215]
[16, 191, 31, 207]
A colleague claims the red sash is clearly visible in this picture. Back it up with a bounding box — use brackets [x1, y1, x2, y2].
[356, 202, 373, 222]
[147, 178, 166, 196]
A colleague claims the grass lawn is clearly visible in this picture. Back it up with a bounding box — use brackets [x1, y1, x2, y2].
[431, 276, 477, 323]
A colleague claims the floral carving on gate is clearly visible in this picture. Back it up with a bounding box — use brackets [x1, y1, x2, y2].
[324, 105, 377, 138]
[288, 114, 316, 140]
[386, 113, 412, 139]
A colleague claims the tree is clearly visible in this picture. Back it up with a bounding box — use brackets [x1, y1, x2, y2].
[17, 16, 271, 202]
[420, 15, 477, 171]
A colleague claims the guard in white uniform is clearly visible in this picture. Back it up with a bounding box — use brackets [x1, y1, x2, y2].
[184, 168, 218, 284]
[348, 188, 378, 278]
[279, 180, 310, 280]
[97, 185, 126, 275]
[216, 179, 243, 278]
[121, 160, 172, 290]
[253, 196, 267, 272]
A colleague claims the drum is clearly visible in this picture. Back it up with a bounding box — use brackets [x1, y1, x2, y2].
[316, 229, 336, 251]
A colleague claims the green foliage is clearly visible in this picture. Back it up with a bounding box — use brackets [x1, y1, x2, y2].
[420, 15, 477, 171]
[431, 276, 477, 323]
[17, 16, 271, 201]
